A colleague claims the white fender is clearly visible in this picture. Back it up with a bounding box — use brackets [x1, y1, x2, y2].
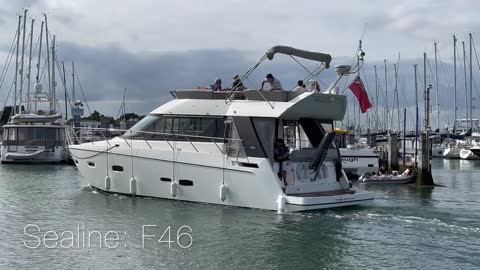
[104, 175, 111, 191]
[277, 195, 286, 213]
[129, 177, 137, 196]
[171, 182, 178, 197]
[219, 184, 228, 202]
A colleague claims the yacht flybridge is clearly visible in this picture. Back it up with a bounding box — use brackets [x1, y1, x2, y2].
[68, 46, 375, 212]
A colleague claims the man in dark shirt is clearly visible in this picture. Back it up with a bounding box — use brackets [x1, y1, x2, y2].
[274, 138, 290, 186]
[232, 75, 246, 91]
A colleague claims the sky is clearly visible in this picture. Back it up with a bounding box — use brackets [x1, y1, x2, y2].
[0, 0, 480, 128]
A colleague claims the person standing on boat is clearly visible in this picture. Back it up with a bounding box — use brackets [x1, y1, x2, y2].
[274, 138, 290, 186]
[211, 78, 222, 91]
[261, 73, 283, 91]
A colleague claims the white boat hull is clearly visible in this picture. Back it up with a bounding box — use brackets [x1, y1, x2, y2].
[443, 147, 461, 159]
[69, 139, 374, 212]
[459, 149, 480, 160]
[1, 145, 68, 163]
[360, 174, 415, 184]
[431, 145, 446, 157]
[339, 148, 379, 179]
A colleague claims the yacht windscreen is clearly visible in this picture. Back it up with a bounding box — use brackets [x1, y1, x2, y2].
[123, 114, 225, 140]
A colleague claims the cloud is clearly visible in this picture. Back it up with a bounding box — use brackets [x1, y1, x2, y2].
[0, 0, 479, 129]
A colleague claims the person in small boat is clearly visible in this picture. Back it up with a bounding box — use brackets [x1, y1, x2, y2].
[293, 80, 306, 93]
[274, 138, 290, 186]
[232, 75, 246, 91]
[261, 73, 283, 91]
[211, 78, 222, 91]
[401, 166, 412, 176]
[378, 164, 387, 176]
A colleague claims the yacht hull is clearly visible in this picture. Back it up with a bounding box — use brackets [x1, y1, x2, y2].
[443, 148, 461, 159]
[459, 149, 480, 160]
[431, 145, 446, 157]
[1, 145, 68, 163]
[339, 148, 379, 180]
[69, 140, 374, 212]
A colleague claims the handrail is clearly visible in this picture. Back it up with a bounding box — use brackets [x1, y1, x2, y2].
[69, 127, 243, 142]
[68, 126, 248, 158]
[255, 90, 274, 109]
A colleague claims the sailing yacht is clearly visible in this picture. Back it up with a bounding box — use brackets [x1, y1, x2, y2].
[1, 12, 68, 163]
[68, 46, 375, 212]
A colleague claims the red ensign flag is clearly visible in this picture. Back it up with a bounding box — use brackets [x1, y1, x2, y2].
[348, 76, 372, 113]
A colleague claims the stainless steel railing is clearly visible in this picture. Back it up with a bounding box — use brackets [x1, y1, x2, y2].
[66, 127, 247, 158]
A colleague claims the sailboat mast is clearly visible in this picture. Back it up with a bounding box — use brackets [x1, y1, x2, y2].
[51, 35, 56, 112]
[424, 52, 429, 130]
[434, 42, 440, 131]
[384, 59, 388, 132]
[14, 15, 21, 115]
[469, 33, 473, 130]
[62, 61, 67, 120]
[44, 14, 52, 112]
[462, 41, 468, 131]
[414, 64, 419, 164]
[453, 35, 457, 132]
[36, 22, 44, 83]
[72, 61, 75, 101]
[26, 18, 34, 113]
[35, 21, 44, 112]
[374, 65, 378, 132]
[394, 63, 400, 131]
[122, 88, 127, 123]
[19, 9, 27, 114]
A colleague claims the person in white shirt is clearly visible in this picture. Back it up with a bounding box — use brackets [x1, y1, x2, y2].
[292, 80, 306, 93]
[260, 73, 283, 91]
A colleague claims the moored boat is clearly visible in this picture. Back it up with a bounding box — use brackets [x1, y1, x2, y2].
[459, 148, 480, 160]
[359, 172, 415, 184]
[0, 12, 69, 164]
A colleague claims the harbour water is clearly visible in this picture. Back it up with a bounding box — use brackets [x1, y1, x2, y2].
[0, 159, 479, 269]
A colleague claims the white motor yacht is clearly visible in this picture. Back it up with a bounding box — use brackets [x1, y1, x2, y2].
[68, 46, 374, 212]
[1, 13, 69, 164]
[339, 147, 379, 179]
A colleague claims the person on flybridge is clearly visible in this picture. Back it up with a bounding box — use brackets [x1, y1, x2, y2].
[210, 78, 222, 91]
[232, 75, 246, 91]
[260, 73, 283, 91]
[293, 80, 306, 93]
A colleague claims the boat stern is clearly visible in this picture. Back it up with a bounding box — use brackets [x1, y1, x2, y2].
[283, 190, 374, 212]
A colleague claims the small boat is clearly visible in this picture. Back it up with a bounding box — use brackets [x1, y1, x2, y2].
[471, 146, 480, 157]
[359, 172, 415, 184]
[459, 148, 480, 160]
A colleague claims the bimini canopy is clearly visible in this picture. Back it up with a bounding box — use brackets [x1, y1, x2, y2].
[265, 46, 332, 68]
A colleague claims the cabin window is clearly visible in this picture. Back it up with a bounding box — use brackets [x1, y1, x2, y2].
[3, 128, 9, 141]
[179, 179, 193, 186]
[123, 115, 225, 141]
[45, 128, 56, 147]
[252, 118, 275, 159]
[8, 128, 16, 141]
[164, 117, 173, 134]
[112, 165, 124, 172]
[33, 128, 46, 144]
